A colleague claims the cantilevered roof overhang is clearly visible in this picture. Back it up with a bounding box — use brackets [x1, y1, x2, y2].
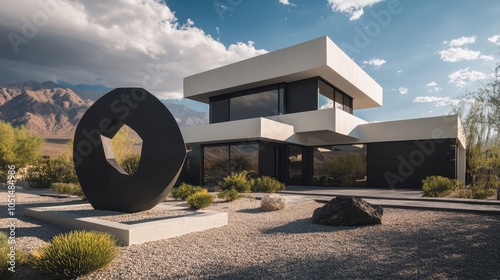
[183, 36, 383, 110]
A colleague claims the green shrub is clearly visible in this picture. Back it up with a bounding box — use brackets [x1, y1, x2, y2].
[186, 192, 214, 209]
[119, 153, 141, 176]
[217, 171, 254, 193]
[458, 185, 496, 199]
[422, 176, 460, 197]
[217, 189, 242, 202]
[24, 156, 78, 188]
[171, 183, 203, 200]
[252, 176, 285, 193]
[31, 230, 118, 279]
[50, 182, 85, 197]
[1, 231, 28, 278]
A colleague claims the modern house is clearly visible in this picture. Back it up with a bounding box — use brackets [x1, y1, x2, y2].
[179, 36, 466, 189]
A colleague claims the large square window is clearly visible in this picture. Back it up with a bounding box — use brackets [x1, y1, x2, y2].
[230, 90, 279, 121]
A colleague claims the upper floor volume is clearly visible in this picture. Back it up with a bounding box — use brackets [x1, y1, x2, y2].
[183, 36, 383, 120]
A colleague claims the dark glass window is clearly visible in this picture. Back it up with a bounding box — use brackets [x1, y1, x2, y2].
[230, 90, 279, 121]
[344, 95, 353, 114]
[203, 144, 259, 185]
[288, 146, 303, 181]
[230, 144, 258, 175]
[204, 145, 230, 185]
[335, 90, 344, 110]
[313, 144, 366, 186]
[210, 99, 229, 123]
[318, 80, 334, 110]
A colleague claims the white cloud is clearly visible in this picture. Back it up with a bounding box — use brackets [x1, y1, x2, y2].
[448, 68, 492, 88]
[398, 87, 408, 95]
[447, 36, 476, 47]
[438, 47, 481, 62]
[278, 0, 296, 6]
[480, 55, 494, 61]
[327, 0, 384, 21]
[397, 70, 402, 74]
[362, 58, 386, 68]
[412, 96, 460, 107]
[0, 0, 267, 99]
[487, 35, 500, 46]
[425, 81, 442, 93]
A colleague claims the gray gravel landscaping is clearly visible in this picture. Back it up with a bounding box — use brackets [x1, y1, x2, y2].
[2, 190, 500, 279]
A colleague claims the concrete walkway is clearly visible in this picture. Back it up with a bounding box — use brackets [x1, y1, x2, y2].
[253, 186, 500, 214]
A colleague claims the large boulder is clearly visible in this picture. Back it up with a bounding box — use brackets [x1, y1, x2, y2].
[312, 196, 383, 226]
[261, 194, 287, 211]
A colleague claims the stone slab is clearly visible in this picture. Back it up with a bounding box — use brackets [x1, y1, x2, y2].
[24, 204, 228, 245]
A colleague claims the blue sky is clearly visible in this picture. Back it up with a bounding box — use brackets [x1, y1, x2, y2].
[1, 0, 499, 122]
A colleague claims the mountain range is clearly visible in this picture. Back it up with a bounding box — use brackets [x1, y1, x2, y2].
[0, 81, 208, 138]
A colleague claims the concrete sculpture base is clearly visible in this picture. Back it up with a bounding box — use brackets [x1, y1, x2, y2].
[24, 204, 228, 245]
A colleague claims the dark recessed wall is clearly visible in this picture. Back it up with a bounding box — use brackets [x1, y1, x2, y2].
[367, 139, 457, 189]
[286, 78, 318, 114]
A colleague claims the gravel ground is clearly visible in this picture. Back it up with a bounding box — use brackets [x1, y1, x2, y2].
[1, 190, 500, 280]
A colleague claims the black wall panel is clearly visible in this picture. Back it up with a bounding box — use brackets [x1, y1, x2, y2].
[286, 78, 318, 113]
[367, 139, 456, 189]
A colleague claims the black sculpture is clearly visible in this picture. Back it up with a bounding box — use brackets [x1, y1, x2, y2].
[73, 88, 186, 213]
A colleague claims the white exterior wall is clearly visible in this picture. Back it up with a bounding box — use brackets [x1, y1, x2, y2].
[184, 36, 382, 110]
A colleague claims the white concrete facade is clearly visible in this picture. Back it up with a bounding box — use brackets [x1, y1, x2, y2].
[181, 36, 466, 186]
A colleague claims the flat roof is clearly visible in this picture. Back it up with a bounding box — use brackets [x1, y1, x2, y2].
[183, 36, 383, 110]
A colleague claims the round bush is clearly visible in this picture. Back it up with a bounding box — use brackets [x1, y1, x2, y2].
[252, 176, 285, 193]
[422, 176, 457, 197]
[217, 171, 254, 193]
[171, 183, 203, 200]
[0, 231, 27, 278]
[31, 230, 118, 279]
[186, 192, 214, 209]
[217, 189, 242, 202]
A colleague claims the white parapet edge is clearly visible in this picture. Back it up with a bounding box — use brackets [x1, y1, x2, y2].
[24, 204, 228, 246]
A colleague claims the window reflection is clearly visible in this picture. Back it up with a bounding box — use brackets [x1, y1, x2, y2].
[288, 146, 302, 180]
[313, 144, 366, 186]
[230, 90, 279, 121]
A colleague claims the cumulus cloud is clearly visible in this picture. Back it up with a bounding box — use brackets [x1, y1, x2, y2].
[398, 87, 408, 95]
[445, 36, 476, 47]
[438, 48, 481, 62]
[487, 35, 500, 46]
[425, 81, 442, 93]
[362, 58, 386, 69]
[327, 0, 384, 21]
[448, 68, 492, 88]
[278, 0, 296, 6]
[0, 0, 267, 99]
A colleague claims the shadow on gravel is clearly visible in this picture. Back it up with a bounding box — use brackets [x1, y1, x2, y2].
[236, 208, 263, 214]
[262, 218, 357, 235]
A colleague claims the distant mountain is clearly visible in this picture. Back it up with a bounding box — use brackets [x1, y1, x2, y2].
[162, 102, 208, 127]
[0, 81, 208, 138]
[0, 81, 92, 138]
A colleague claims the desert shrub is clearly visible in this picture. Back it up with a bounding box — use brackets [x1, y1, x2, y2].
[171, 183, 203, 200]
[458, 181, 496, 199]
[217, 189, 242, 202]
[119, 153, 141, 176]
[252, 176, 285, 193]
[24, 156, 78, 188]
[316, 153, 366, 186]
[217, 171, 254, 193]
[1, 231, 28, 278]
[50, 182, 85, 197]
[31, 230, 118, 279]
[186, 192, 214, 209]
[422, 176, 460, 197]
